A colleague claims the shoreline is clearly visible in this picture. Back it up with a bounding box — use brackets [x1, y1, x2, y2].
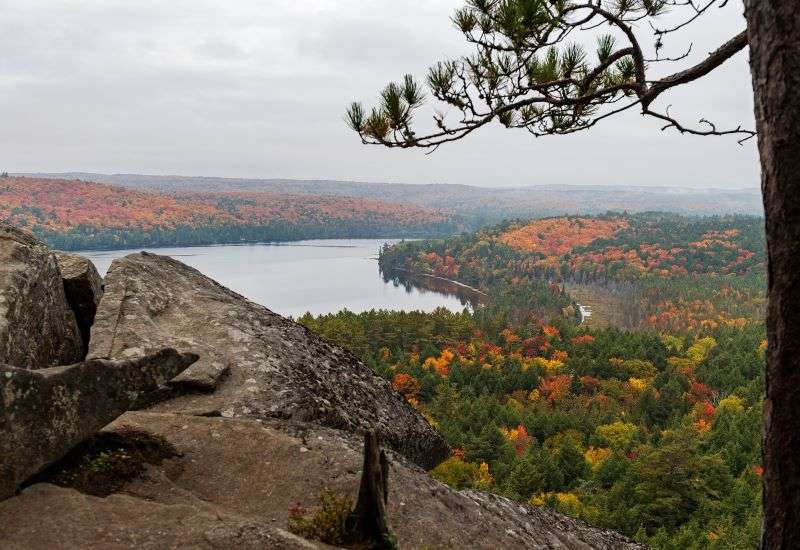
[391, 268, 489, 298]
[66, 237, 429, 255]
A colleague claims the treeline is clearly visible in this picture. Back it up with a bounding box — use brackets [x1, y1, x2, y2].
[31, 220, 459, 251]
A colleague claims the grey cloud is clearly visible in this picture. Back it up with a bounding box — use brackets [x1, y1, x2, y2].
[0, 0, 759, 189]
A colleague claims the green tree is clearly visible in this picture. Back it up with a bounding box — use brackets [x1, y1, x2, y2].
[627, 431, 732, 535]
[556, 438, 589, 489]
[465, 424, 516, 471]
[505, 445, 565, 499]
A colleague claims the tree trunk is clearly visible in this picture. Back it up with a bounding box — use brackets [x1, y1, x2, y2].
[743, 2, 800, 548]
[354, 431, 394, 549]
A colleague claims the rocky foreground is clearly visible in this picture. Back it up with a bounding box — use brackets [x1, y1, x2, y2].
[87, 251, 449, 469]
[0, 223, 644, 549]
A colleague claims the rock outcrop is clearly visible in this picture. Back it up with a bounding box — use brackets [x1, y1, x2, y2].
[0, 235, 644, 548]
[54, 251, 104, 354]
[0, 412, 645, 549]
[0, 349, 197, 500]
[0, 223, 83, 369]
[88, 252, 450, 469]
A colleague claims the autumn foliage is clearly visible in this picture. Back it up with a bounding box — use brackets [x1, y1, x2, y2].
[498, 217, 629, 255]
[392, 373, 421, 404]
[0, 177, 459, 248]
[317, 214, 766, 548]
[380, 213, 766, 336]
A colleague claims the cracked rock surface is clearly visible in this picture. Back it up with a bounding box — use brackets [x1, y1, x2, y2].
[54, 251, 104, 355]
[0, 223, 83, 369]
[88, 252, 450, 470]
[0, 412, 645, 549]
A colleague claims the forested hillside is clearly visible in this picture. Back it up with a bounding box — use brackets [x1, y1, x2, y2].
[300, 213, 766, 549]
[24, 173, 763, 222]
[381, 213, 766, 331]
[0, 176, 461, 249]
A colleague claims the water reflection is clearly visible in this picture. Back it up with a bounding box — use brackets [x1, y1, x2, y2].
[380, 268, 485, 310]
[78, 239, 469, 317]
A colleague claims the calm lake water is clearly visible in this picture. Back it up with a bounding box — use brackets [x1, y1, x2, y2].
[79, 239, 470, 317]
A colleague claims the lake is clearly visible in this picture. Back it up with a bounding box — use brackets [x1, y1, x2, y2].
[79, 239, 470, 317]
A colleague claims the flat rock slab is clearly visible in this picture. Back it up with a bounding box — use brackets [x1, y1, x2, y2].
[0, 484, 318, 550]
[0, 412, 645, 549]
[0, 349, 197, 500]
[0, 223, 83, 369]
[54, 251, 104, 353]
[168, 355, 230, 392]
[88, 252, 450, 469]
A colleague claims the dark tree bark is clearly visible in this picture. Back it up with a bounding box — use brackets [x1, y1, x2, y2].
[354, 431, 395, 549]
[744, 2, 800, 549]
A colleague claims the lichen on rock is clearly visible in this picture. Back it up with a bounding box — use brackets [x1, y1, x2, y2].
[0, 349, 197, 500]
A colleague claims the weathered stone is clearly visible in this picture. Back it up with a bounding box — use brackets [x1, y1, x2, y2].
[0, 223, 83, 369]
[88, 252, 450, 469]
[54, 251, 104, 354]
[168, 355, 230, 392]
[0, 412, 645, 549]
[0, 348, 197, 500]
[0, 484, 317, 550]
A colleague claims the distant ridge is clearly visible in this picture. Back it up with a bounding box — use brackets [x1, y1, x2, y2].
[0, 176, 461, 250]
[20, 172, 763, 219]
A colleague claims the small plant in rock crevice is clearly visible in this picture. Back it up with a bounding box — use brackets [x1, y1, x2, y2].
[288, 490, 359, 546]
[28, 425, 180, 496]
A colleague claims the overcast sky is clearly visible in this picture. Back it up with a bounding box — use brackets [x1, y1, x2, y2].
[0, 0, 758, 189]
